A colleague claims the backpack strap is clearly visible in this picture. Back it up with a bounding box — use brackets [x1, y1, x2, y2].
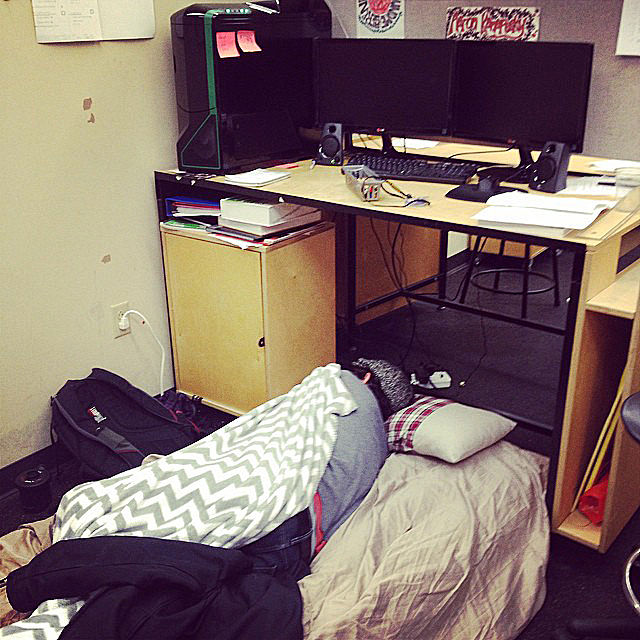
[51, 396, 144, 469]
[88, 368, 193, 429]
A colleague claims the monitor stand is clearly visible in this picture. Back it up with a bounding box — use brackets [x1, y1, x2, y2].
[476, 144, 534, 184]
[446, 176, 526, 203]
[345, 131, 403, 157]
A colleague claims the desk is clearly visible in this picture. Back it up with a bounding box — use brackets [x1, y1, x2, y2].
[155, 144, 640, 551]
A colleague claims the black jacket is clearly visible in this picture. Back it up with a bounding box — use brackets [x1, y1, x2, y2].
[7, 536, 302, 640]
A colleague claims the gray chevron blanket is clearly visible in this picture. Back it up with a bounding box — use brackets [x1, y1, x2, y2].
[2, 363, 356, 639]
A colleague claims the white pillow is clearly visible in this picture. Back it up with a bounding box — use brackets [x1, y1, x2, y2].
[384, 395, 516, 463]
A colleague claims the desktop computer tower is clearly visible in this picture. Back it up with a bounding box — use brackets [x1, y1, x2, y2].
[171, 1, 331, 174]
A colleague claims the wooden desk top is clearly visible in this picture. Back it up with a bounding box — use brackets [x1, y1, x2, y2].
[157, 144, 640, 249]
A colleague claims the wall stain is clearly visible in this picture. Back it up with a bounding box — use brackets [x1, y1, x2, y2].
[101, 254, 111, 264]
[83, 97, 96, 124]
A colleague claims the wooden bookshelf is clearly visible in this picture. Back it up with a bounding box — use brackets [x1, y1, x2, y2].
[553, 260, 640, 552]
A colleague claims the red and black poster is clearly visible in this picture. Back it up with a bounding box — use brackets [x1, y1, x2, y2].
[446, 6, 540, 41]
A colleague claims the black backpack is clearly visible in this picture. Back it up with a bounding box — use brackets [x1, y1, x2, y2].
[51, 368, 202, 479]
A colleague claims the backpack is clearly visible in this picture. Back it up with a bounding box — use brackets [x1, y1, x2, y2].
[50, 368, 203, 480]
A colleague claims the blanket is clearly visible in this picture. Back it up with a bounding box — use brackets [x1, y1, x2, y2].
[1, 363, 355, 639]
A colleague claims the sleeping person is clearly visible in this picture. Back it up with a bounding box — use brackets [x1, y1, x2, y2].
[244, 358, 414, 579]
[0, 360, 415, 638]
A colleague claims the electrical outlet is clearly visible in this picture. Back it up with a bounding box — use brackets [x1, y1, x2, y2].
[111, 301, 131, 339]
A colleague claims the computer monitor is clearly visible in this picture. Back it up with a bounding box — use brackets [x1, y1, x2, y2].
[450, 40, 594, 182]
[314, 38, 455, 140]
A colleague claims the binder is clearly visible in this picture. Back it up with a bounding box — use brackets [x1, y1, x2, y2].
[165, 196, 220, 218]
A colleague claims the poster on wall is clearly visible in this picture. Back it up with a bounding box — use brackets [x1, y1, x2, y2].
[446, 6, 540, 41]
[356, 0, 405, 38]
[31, 0, 155, 43]
[616, 0, 640, 55]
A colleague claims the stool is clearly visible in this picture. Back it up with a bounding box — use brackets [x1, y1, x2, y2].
[459, 236, 560, 319]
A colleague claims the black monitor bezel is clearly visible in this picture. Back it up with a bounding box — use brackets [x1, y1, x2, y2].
[449, 40, 594, 154]
[312, 38, 594, 156]
[313, 38, 456, 139]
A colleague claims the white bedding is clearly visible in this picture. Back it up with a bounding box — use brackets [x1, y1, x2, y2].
[299, 441, 549, 640]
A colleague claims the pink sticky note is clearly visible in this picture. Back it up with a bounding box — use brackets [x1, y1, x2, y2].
[216, 31, 240, 58]
[237, 30, 262, 53]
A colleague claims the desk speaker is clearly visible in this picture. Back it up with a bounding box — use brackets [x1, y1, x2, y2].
[529, 141, 571, 193]
[315, 123, 344, 166]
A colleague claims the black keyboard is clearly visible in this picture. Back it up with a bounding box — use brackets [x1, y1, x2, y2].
[345, 152, 480, 185]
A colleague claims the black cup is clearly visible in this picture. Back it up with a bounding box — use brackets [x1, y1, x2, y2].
[15, 465, 52, 513]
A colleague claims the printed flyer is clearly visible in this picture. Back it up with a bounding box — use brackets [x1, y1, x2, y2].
[446, 6, 540, 41]
[357, 0, 405, 38]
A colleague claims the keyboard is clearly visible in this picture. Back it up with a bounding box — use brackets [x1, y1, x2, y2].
[345, 152, 480, 185]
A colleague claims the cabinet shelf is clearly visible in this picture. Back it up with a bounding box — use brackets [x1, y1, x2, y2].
[556, 509, 601, 550]
[586, 261, 640, 319]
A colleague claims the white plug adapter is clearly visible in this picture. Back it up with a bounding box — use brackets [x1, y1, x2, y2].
[429, 371, 451, 389]
[118, 313, 131, 331]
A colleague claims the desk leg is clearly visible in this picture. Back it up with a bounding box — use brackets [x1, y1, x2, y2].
[521, 243, 530, 319]
[439, 230, 448, 299]
[336, 214, 357, 354]
[459, 235, 483, 304]
[546, 247, 585, 513]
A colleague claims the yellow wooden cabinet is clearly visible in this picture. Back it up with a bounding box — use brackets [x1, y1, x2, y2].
[161, 223, 336, 416]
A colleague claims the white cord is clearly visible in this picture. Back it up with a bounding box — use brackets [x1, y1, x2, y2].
[120, 309, 165, 398]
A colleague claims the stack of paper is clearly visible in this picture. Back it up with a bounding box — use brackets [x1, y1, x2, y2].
[223, 168, 291, 187]
[559, 176, 617, 197]
[473, 192, 612, 237]
[218, 198, 322, 237]
[589, 159, 640, 172]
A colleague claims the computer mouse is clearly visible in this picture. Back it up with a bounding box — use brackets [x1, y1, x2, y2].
[406, 198, 429, 207]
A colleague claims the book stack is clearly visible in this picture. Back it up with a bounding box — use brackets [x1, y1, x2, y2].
[216, 199, 322, 241]
[165, 196, 220, 218]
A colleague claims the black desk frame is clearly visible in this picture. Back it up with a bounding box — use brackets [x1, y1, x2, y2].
[154, 170, 588, 509]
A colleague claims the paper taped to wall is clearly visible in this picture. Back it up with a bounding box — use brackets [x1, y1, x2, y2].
[616, 0, 640, 56]
[31, 0, 155, 44]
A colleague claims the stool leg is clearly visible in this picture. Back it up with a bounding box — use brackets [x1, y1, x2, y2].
[521, 243, 531, 319]
[551, 248, 561, 306]
[459, 235, 482, 304]
[493, 240, 506, 290]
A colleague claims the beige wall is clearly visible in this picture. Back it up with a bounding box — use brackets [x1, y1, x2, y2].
[0, 1, 190, 466]
[1, 0, 638, 467]
[329, 0, 640, 161]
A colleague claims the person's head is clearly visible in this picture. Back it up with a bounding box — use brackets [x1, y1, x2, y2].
[350, 358, 414, 420]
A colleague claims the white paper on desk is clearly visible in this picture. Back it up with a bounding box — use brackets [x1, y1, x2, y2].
[224, 168, 290, 187]
[559, 176, 618, 197]
[486, 191, 612, 214]
[616, 0, 640, 56]
[392, 138, 439, 149]
[207, 232, 257, 250]
[475, 206, 607, 230]
[589, 159, 640, 172]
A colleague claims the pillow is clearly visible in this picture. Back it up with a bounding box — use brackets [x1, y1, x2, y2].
[384, 395, 516, 463]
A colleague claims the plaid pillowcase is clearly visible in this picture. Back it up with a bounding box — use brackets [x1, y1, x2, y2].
[385, 396, 454, 452]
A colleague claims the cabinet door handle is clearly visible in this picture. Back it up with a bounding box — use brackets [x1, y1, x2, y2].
[258, 337, 265, 348]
